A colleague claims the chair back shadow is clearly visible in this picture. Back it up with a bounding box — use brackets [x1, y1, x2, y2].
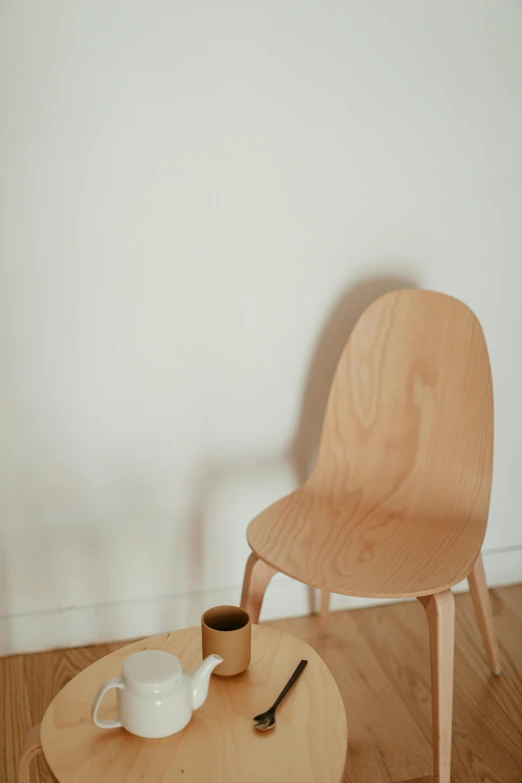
[187, 275, 420, 615]
[289, 275, 419, 485]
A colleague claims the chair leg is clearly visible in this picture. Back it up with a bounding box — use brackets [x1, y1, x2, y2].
[468, 554, 502, 675]
[18, 723, 42, 783]
[240, 552, 278, 623]
[418, 590, 455, 783]
[319, 588, 330, 634]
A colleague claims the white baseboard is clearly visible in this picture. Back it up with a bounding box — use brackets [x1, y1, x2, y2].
[1, 546, 520, 656]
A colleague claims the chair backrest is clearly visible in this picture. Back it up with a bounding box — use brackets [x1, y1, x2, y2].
[308, 290, 493, 534]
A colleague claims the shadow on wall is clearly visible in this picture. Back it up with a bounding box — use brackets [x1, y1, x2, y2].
[0, 496, 128, 655]
[1, 273, 422, 653]
[289, 274, 419, 485]
[189, 272, 420, 617]
[288, 273, 420, 615]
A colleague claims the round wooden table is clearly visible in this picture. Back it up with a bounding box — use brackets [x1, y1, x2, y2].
[29, 625, 347, 782]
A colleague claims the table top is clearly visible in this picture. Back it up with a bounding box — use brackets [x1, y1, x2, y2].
[41, 624, 347, 782]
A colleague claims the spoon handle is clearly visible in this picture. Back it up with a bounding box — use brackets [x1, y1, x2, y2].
[270, 659, 308, 712]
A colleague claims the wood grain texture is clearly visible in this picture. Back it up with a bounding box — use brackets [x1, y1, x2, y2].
[1, 655, 32, 783]
[4, 587, 521, 783]
[240, 552, 278, 623]
[319, 589, 330, 635]
[349, 586, 522, 783]
[418, 591, 455, 783]
[18, 724, 42, 783]
[273, 586, 522, 783]
[468, 554, 502, 674]
[39, 625, 347, 783]
[247, 290, 493, 598]
[27, 645, 113, 783]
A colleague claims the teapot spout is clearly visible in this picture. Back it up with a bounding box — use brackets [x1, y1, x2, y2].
[190, 654, 223, 710]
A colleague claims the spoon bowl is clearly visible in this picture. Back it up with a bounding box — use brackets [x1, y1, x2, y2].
[252, 659, 308, 733]
[254, 714, 276, 731]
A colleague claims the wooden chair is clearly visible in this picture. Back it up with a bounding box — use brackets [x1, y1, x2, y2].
[240, 289, 501, 783]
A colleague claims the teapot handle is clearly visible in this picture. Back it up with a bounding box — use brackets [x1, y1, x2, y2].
[92, 678, 124, 729]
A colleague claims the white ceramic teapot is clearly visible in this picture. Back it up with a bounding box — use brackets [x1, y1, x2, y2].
[92, 649, 223, 739]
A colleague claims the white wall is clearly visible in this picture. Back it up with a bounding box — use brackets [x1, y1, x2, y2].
[1, 0, 522, 655]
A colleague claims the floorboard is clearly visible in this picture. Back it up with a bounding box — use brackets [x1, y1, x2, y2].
[1, 585, 521, 782]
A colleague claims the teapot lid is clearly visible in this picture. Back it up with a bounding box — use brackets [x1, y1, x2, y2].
[122, 650, 182, 692]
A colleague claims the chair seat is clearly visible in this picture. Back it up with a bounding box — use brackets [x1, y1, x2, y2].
[247, 488, 483, 598]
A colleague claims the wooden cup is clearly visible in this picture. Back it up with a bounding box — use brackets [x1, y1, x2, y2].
[201, 606, 251, 677]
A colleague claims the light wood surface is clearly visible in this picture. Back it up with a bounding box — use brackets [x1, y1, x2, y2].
[18, 723, 42, 783]
[319, 589, 330, 635]
[246, 290, 493, 598]
[37, 625, 346, 783]
[241, 290, 497, 783]
[2, 586, 521, 783]
[240, 552, 278, 623]
[418, 591, 455, 783]
[468, 554, 502, 674]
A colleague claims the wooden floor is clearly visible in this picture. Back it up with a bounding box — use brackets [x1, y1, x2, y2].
[2, 585, 521, 783]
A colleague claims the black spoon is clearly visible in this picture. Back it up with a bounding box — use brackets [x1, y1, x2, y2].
[253, 659, 308, 731]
